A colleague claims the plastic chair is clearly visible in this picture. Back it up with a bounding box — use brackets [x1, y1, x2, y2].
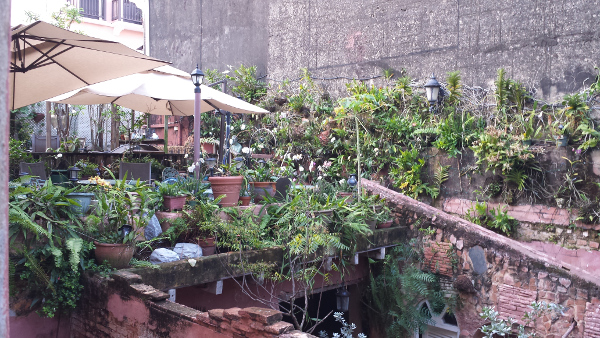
[119, 162, 151, 183]
[20, 162, 47, 180]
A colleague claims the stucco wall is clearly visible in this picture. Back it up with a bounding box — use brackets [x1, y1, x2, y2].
[149, 0, 600, 100]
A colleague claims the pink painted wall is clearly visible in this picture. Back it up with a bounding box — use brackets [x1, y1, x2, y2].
[10, 311, 70, 338]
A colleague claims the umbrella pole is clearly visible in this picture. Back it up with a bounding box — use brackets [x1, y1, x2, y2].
[193, 87, 201, 180]
[225, 112, 231, 165]
[164, 115, 168, 154]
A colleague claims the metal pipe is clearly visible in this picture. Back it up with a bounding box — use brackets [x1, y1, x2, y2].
[193, 86, 201, 179]
[225, 111, 231, 165]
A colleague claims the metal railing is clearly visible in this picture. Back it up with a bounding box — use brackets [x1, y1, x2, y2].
[111, 0, 142, 24]
[68, 0, 103, 20]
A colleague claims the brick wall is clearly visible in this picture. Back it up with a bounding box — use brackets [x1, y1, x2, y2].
[71, 272, 313, 338]
[362, 179, 600, 338]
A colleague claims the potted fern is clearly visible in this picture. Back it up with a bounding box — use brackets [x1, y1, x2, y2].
[246, 159, 276, 203]
[85, 179, 158, 269]
[158, 181, 189, 212]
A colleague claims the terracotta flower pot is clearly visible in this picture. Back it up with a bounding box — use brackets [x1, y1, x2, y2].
[94, 242, 134, 269]
[155, 210, 183, 232]
[376, 219, 393, 229]
[163, 195, 186, 211]
[209, 176, 243, 207]
[250, 181, 276, 203]
[240, 196, 251, 206]
[197, 237, 216, 256]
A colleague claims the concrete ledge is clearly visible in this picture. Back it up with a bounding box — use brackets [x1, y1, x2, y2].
[119, 226, 407, 291]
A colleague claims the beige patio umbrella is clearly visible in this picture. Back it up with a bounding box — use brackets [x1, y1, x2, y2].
[49, 65, 269, 115]
[10, 21, 169, 110]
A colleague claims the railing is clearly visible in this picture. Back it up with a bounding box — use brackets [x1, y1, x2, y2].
[111, 0, 142, 25]
[68, 0, 103, 20]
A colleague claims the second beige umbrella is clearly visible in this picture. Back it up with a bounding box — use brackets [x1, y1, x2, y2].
[49, 66, 269, 115]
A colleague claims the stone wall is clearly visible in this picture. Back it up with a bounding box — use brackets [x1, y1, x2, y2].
[409, 146, 600, 255]
[362, 179, 600, 338]
[149, 0, 600, 100]
[70, 271, 309, 338]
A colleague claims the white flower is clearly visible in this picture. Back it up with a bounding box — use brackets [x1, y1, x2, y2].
[184, 154, 189, 158]
[339, 179, 345, 185]
[330, 137, 336, 143]
[317, 176, 323, 180]
[241, 124, 246, 130]
[56, 153, 63, 158]
[280, 112, 287, 118]
[187, 164, 196, 173]
[273, 128, 277, 133]
[309, 161, 315, 171]
[229, 139, 234, 145]
[280, 166, 286, 172]
[299, 166, 304, 172]
[292, 154, 302, 161]
[242, 147, 250, 154]
[374, 148, 379, 154]
[198, 158, 205, 164]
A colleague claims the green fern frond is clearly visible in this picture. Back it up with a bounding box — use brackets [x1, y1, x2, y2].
[66, 238, 83, 271]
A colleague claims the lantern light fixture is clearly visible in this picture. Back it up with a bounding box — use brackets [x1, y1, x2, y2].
[191, 65, 204, 88]
[336, 287, 350, 312]
[67, 166, 81, 183]
[424, 73, 441, 105]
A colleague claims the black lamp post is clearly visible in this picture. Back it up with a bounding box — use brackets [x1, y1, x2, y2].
[191, 65, 205, 179]
[67, 166, 81, 183]
[424, 73, 441, 113]
[206, 157, 217, 177]
[336, 287, 350, 312]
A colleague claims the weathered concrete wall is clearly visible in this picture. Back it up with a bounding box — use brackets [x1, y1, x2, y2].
[362, 179, 600, 338]
[148, 0, 269, 77]
[149, 0, 600, 100]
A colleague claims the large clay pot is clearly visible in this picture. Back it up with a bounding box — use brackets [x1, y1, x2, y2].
[209, 176, 243, 207]
[197, 237, 216, 256]
[250, 182, 276, 203]
[155, 211, 183, 232]
[163, 195, 186, 211]
[94, 242, 134, 269]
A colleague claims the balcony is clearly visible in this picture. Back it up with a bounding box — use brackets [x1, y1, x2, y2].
[112, 0, 142, 25]
[68, 0, 104, 20]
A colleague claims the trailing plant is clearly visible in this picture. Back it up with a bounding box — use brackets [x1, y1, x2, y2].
[480, 302, 564, 338]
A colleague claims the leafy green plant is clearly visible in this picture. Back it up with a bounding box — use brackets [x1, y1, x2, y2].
[157, 181, 190, 197]
[366, 241, 454, 336]
[225, 64, 267, 103]
[389, 146, 432, 198]
[480, 302, 564, 338]
[471, 126, 534, 175]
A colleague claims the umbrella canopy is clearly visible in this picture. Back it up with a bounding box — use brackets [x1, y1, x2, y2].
[10, 21, 169, 110]
[49, 65, 269, 115]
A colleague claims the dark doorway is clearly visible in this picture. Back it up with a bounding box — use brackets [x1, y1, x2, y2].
[279, 289, 348, 335]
